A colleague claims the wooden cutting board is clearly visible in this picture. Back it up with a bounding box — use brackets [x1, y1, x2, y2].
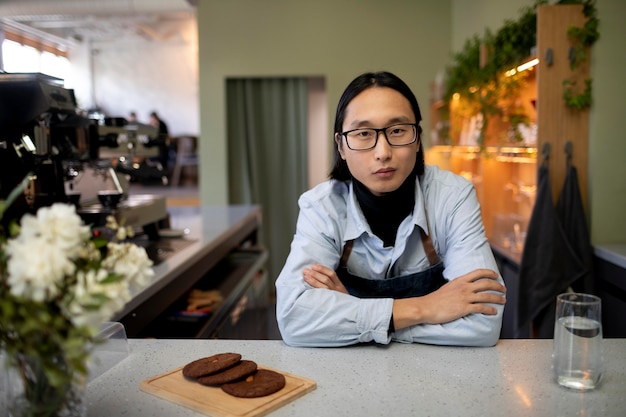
[140, 364, 316, 417]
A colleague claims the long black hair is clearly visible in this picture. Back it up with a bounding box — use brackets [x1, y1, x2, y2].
[330, 71, 424, 180]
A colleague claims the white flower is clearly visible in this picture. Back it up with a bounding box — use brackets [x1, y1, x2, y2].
[79, 241, 102, 264]
[106, 215, 135, 241]
[5, 235, 74, 301]
[17, 203, 90, 259]
[1, 193, 154, 385]
[65, 268, 131, 328]
[65, 268, 108, 326]
[64, 241, 153, 328]
[4, 200, 152, 318]
[102, 242, 154, 289]
[4, 203, 91, 302]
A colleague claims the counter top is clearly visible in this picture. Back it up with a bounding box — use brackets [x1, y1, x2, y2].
[86, 338, 626, 417]
[594, 243, 626, 270]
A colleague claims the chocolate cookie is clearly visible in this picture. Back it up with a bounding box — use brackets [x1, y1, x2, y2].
[197, 360, 258, 386]
[182, 353, 242, 379]
[221, 369, 286, 398]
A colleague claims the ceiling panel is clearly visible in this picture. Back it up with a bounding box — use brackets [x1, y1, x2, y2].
[0, 0, 196, 44]
[0, 0, 194, 16]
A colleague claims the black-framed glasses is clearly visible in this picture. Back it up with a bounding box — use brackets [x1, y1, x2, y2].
[340, 123, 418, 151]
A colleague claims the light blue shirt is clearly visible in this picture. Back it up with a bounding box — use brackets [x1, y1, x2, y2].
[275, 165, 505, 347]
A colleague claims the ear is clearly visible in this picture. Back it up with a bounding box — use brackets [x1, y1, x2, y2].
[335, 133, 346, 160]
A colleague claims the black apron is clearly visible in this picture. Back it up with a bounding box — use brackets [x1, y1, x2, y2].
[556, 163, 595, 294]
[517, 163, 584, 338]
[337, 227, 447, 299]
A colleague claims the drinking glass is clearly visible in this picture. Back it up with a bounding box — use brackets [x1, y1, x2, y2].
[552, 293, 604, 391]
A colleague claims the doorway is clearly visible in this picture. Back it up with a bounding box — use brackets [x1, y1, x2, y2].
[226, 76, 328, 285]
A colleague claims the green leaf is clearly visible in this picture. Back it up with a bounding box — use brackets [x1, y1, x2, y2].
[100, 273, 124, 284]
[92, 236, 108, 249]
[0, 172, 34, 220]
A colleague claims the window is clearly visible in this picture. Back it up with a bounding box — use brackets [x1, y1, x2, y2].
[2, 35, 72, 86]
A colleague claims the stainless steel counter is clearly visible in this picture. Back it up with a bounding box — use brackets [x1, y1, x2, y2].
[594, 243, 626, 337]
[594, 244, 626, 270]
[85, 338, 626, 417]
[111, 205, 262, 335]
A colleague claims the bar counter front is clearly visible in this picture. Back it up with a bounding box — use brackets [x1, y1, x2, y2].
[85, 338, 626, 417]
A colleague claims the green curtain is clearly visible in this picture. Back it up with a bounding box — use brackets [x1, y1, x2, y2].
[226, 77, 309, 285]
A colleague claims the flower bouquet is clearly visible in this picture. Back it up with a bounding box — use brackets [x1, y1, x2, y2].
[0, 177, 154, 417]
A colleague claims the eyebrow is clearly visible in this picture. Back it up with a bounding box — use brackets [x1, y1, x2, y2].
[347, 116, 413, 129]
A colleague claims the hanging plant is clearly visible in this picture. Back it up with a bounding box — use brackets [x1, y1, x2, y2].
[443, 6, 537, 104]
[443, 3, 538, 148]
[563, 78, 592, 110]
[443, 0, 600, 145]
[562, 0, 599, 110]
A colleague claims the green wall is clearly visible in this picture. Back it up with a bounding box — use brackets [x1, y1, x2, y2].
[197, 0, 451, 204]
[587, 0, 626, 244]
[197, 0, 625, 244]
[451, 0, 534, 52]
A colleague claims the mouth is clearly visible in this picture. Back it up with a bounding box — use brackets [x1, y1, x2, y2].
[374, 167, 396, 178]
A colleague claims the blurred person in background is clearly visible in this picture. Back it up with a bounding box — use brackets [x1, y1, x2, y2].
[148, 111, 171, 174]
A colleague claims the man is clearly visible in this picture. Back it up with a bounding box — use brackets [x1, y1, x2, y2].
[276, 72, 506, 347]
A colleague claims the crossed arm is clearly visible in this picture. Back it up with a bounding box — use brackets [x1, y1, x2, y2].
[303, 264, 506, 331]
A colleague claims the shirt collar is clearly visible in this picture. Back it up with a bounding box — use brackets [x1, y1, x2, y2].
[343, 176, 430, 243]
[344, 181, 369, 241]
[412, 177, 430, 235]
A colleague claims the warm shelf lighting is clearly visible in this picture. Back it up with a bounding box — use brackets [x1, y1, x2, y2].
[505, 58, 539, 77]
[517, 58, 539, 72]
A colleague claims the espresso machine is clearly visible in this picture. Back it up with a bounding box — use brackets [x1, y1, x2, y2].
[0, 73, 167, 239]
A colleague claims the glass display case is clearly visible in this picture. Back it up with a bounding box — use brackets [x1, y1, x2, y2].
[426, 145, 537, 263]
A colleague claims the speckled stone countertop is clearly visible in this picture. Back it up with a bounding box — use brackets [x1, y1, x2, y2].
[85, 338, 626, 417]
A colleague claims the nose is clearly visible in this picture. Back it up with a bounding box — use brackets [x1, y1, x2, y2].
[373, 130, 392, 160]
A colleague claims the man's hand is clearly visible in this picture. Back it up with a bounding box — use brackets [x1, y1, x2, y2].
[303, 264, 349, 294]
[392, 269, 506, 330]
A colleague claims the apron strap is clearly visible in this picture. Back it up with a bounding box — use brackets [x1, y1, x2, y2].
[339, 240, 354, 268]
[419, 190, 441, 266]
[419, 227, 441, 266]
[339, 227, 440, 269]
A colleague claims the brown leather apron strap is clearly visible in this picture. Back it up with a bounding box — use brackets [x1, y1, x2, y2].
[341, 229, 439, 268]
[341, 185, 440, 269]
[339, 240, 354, 268]
[419, 227, 441, 266]
[420, 193, 442, 267]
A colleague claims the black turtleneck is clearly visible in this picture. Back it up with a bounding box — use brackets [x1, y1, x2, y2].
[353, 169, 416, 247]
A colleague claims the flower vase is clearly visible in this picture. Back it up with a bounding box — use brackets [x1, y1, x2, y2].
[5, 353, 86, 417]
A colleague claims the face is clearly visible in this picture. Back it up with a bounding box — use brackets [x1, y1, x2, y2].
[335, 87, 419, 196]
